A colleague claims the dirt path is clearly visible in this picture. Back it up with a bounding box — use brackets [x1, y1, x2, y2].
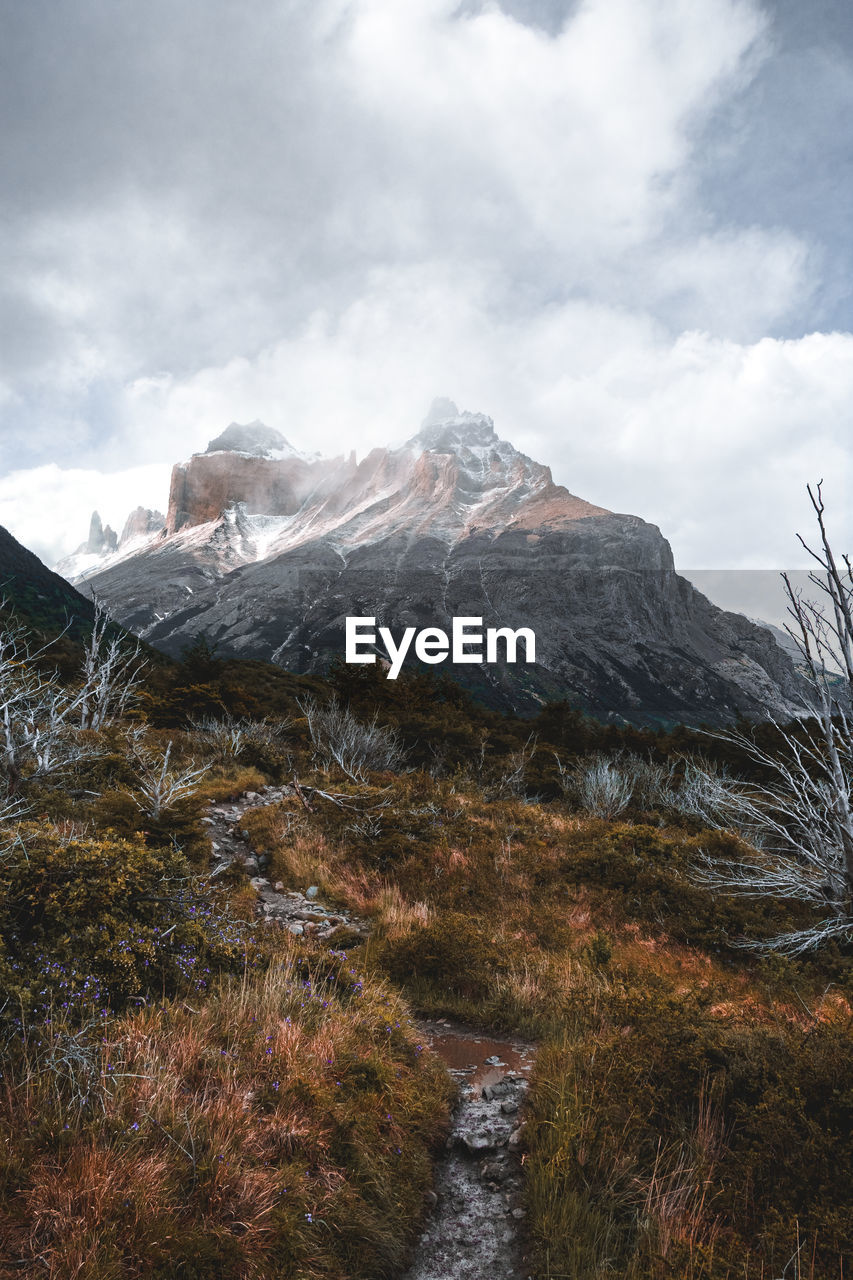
[202, 785, 368, 942]
[402, 1021, 535, 1280]
[206, 789, 535, 1278]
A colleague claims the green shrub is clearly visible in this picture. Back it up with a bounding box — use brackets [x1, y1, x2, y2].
[0, 826, 254, 1021]
[375, 911, 509, 1001]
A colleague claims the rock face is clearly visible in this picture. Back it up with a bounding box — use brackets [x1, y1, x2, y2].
[64, 405, 810, 726]
[120, 507, 165, 545]
[85, 511, 117, 555]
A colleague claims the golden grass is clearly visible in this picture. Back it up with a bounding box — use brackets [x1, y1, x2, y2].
[0, 946, 453, 1279]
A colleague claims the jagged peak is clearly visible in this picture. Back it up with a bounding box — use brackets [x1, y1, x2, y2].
[85, 511, 116, 554]
[120, 506, 165, 547]
[205, 421, 303, 459]
[410, 399, 499, 453]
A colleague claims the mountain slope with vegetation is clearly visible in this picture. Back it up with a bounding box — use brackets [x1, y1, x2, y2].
[0, 598, 851, 1278]
[0, 523, 97, 644]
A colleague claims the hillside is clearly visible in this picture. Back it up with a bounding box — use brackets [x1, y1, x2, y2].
[0, 615, 851, 1279]
[0, 522, 97, 642]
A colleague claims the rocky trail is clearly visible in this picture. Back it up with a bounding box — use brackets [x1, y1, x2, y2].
[402, 1021, 535, 1280]
[202, 784, 369, 943]
[204, 787, 535, 1278]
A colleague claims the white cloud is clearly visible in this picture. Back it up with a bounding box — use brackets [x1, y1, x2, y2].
[0, 463, 172, 568]
[0, 0, 850, 577]
[101, 272, 853, 569]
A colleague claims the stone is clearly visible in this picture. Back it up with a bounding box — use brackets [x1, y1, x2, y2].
[480, 1160, 509, 1184]
[287, 923, 304, 937]
[306, 885, 319, 900]
[458, 1131, 495, 1156]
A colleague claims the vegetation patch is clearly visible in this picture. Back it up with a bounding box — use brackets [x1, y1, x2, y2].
[0, 948, 453, 1279]
[524, 987, 853, 1278]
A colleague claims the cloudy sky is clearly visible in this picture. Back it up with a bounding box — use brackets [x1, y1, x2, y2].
[1, 0, 852, 573]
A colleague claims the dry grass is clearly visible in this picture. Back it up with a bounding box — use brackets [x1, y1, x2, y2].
[0, 945, 453, 1279]
[239, 771, 853, 1277]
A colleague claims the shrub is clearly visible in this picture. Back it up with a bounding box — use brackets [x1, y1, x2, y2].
[0, 826, 253, 1021]
[375, 911, 510, 1002]
[558, 753, 635, 818]
[301, 695, 408, 781]
[525, 989, 853, 1279]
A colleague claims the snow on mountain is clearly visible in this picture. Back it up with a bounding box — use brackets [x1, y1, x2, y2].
[57, 401, 812, 726]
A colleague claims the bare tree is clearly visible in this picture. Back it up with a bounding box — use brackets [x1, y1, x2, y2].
[0, 619, 92, 798]
[299, 695, 407, 782]
[78, 599, 147, 731]
[692, 482, 853, 953]
[129, 738, 210, 820]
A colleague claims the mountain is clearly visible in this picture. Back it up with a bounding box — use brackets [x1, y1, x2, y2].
[1, 523, 98, 643]
[56, 506, 165, 582]
[59, 402, 810, 725]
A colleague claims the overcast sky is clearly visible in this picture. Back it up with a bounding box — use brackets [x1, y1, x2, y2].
[1, 0, 852, 571]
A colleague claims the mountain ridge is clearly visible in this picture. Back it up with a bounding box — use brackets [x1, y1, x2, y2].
[56, 403, 810, 726]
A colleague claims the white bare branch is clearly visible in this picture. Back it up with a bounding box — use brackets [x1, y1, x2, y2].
[299, 695, 407, 782]
[0, 618, 94, 798]
[693, 481, 853, 952]
[78, 598, 148, 732]
[128, 738, 210, 819]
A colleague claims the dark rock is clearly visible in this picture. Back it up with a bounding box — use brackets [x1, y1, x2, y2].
[73, 404, 811, 727]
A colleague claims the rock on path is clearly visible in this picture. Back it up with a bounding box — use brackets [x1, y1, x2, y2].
[202, 786, 368, 943]
[402, 1021, 535, 1280]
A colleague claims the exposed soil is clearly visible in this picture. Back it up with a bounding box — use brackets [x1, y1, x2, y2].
[207, 789, 536, 1279]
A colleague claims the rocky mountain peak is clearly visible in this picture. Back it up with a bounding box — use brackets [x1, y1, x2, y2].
[412, 399, 499, 453]
[120, 507, 165, 546]
[205, 421, 297, 459]
[64, 402, 812, 727]
[86, 511, 117, 555]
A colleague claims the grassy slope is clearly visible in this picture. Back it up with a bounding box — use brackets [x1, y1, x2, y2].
[0, 949, 452, 1279]
[2, 631, 853, 1279]
[243, 770, 853, 1280]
